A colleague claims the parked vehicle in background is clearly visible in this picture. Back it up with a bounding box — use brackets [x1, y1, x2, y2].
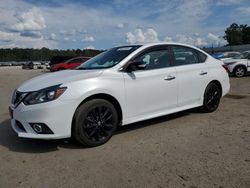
[22, 61, 42, 69]
[49, 56, 75, 71]
[0, 62, 13, 66]
[33, 61, 43, 69]
[22, 62, 34, 69]
[49, 56, 75, 66]
[213, 51, 241, 61]
[10, 43, 230, 147]
[242, 51, 250, 60]
[211, 53, 224, 59]
[50, 57, 91, 72]
[223, 54, 250, 77]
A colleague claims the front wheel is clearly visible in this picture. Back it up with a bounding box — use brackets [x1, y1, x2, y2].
[73, 99, 118, 147]
[201, 83, 221, 113]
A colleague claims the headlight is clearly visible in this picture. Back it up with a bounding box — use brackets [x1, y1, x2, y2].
[23, 85, 67, 105]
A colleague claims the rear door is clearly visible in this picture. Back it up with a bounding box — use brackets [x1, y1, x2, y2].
[170, 45, 209, 107]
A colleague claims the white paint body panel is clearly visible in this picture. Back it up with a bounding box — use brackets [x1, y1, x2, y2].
[10, 42, 230, 139]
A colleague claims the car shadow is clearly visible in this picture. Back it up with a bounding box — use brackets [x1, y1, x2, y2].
[116, 110, 190, 134]
[0, 109, 196, 154]
[0, 119, 82, 153]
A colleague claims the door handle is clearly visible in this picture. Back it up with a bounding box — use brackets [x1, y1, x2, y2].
[164, 75, 176, 81]
[200, 71, 208, 75]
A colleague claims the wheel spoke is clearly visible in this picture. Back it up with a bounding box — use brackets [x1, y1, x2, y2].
[85, 116, 95, 123]
[101, 108, 109, 120]
[97, 106, 102, 120]
[103, 123, 114, 130]
[88, 127, 98, 138]
[103, 113, 112, 123]
[99, 127, 109, 136]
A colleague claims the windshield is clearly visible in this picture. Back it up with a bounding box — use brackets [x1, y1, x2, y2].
[77, 46, 141, 70]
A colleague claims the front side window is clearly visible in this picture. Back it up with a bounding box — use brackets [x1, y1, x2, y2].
[134, 49, 170, 70]
[172, 46, 200, 66]
[78, 46, 141, 70]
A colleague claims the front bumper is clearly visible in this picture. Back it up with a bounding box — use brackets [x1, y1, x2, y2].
[10, 99, 77, 139]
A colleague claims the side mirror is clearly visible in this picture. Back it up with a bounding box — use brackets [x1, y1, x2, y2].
[124, 61, 146, 72]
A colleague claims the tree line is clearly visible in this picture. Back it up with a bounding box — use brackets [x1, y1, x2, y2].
[224, 23, 250, 45]
[0, 48, 103, 62]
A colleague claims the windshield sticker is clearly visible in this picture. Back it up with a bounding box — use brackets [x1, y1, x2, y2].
[117, 47, 133, 51]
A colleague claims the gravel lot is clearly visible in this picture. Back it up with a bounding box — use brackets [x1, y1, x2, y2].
[0, 67, 249, 188]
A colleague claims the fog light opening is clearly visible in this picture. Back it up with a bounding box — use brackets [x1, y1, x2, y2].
[30, 123, 54, 134]
[33, 124, 43, 133]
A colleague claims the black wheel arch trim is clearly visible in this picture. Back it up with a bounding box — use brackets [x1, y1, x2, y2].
[72, 93, 123, 134]
[206, 80, 223, 97]
[233, 64, 247, 71]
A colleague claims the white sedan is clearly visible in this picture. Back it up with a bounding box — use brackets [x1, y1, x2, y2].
[9, 43, 230, 146]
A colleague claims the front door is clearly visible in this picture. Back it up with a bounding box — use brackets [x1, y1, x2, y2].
[123, 46, 178, 121]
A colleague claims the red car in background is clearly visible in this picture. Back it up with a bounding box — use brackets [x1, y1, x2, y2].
[50, 57, 91, 72]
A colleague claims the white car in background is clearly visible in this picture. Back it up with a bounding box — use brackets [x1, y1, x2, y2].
[9, 43, 230, 147]
[222, 54, 250, 77]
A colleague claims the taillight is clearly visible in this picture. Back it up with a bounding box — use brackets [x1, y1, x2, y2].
[222, 64, 229, 73]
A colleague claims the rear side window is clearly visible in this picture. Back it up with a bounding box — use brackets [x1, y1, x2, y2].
[197, 51, 207, 62]
[172, 46, 199, 66]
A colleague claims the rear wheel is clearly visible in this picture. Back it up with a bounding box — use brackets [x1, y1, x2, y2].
[73, 99, 118, 147]
[201, 83, 221, 113]
[234, 66, 246, 77]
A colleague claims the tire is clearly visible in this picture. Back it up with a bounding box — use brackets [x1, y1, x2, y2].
[201, 83, 221, 113]
[73, 99, 118, 147]
[234, 66, 246, 77]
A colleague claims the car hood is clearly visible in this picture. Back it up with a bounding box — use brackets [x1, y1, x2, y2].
[18, 69, 103, 92]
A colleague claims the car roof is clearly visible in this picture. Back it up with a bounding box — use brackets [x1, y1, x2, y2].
[117, 42, 200, 48]
[116, 42, 208, 54]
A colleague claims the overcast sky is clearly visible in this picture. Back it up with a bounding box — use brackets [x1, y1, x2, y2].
[0, 0, 249, 50]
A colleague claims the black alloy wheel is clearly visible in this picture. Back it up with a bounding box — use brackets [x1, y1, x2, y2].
[202, 83, 221, 112]
[73, 99, 118, 147]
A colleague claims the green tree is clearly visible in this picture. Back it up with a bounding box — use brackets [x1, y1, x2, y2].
[224, 23, 250, 45]
[224, 23, 243, 45]
[0, 48, 103, 62]
[242, 25, 250, 44]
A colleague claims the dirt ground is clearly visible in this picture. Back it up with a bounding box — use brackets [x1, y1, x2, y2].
[0, 67, 249, 188]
